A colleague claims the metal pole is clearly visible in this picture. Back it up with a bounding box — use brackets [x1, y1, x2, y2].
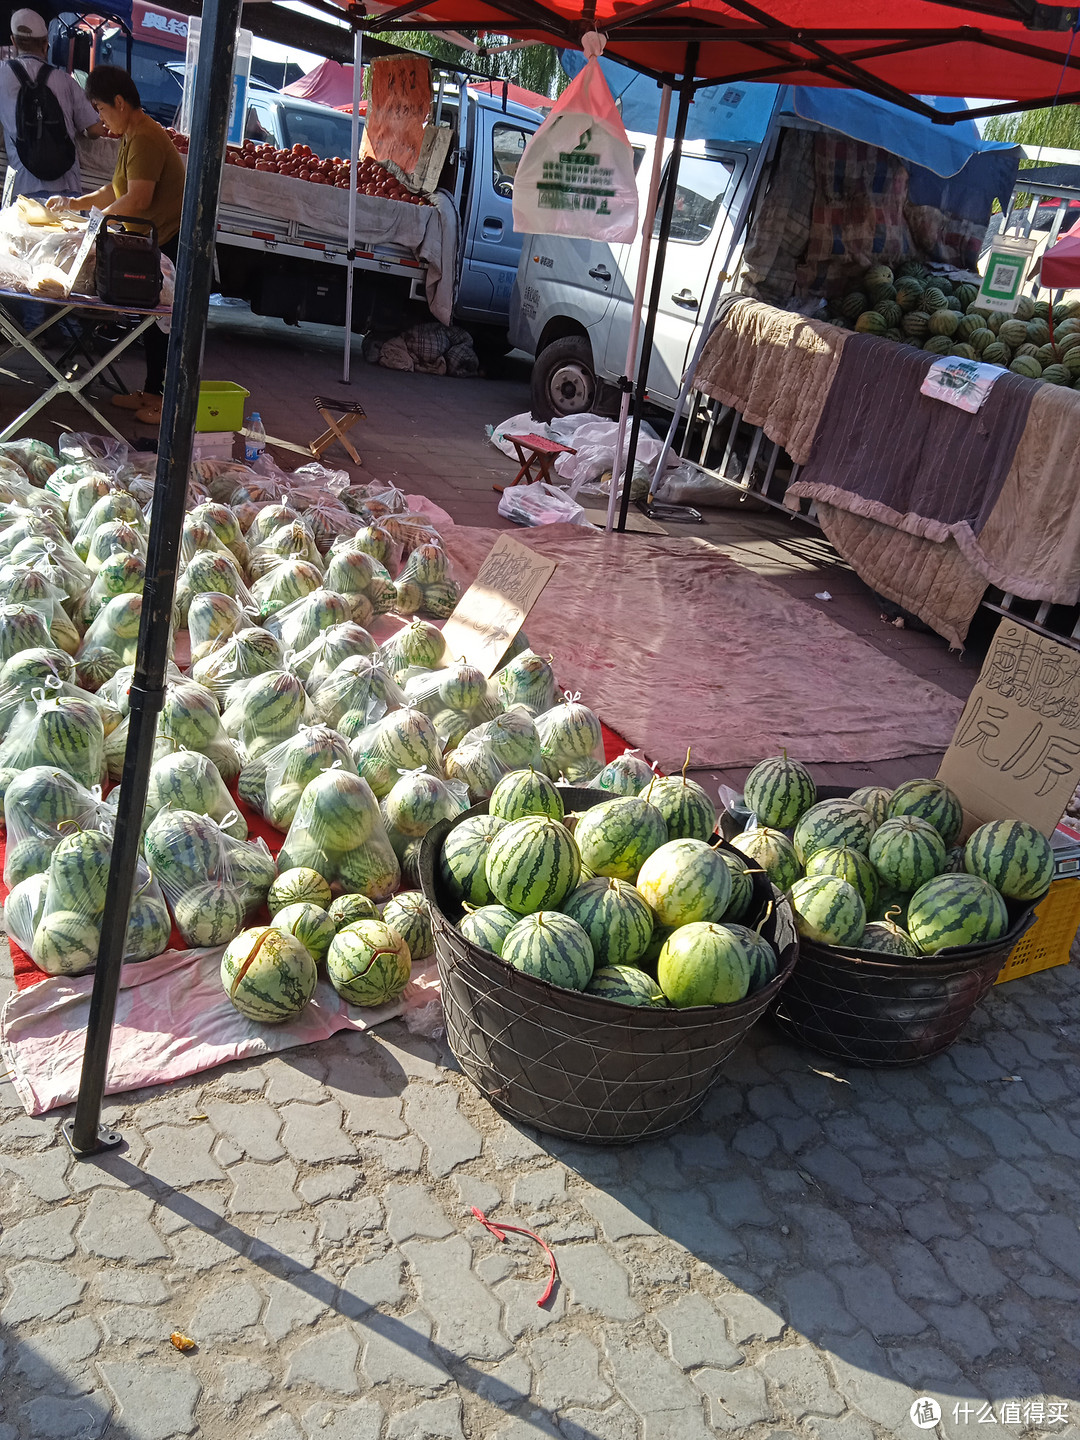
[616, 50, 697, 533]
[343, 14, 363, 385]
[63, 0, 242, 1159]
[605, 82, 672, 533]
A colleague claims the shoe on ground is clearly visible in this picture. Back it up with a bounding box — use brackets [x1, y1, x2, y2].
[112, 390, 155, 411]
[135, 402, 162, 426]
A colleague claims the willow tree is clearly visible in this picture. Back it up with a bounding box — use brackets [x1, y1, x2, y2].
[390, 30, 565, 99]
[984, 105, 1080, 150]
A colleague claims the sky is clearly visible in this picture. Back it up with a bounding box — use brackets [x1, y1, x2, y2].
[250, 0, 338, 75]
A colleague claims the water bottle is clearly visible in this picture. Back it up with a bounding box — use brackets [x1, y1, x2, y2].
[244, 411, 266, 463]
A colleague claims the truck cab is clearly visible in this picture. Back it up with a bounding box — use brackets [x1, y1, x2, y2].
[510, 133, 760, 418]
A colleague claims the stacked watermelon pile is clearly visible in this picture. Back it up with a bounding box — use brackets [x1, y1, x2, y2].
[736, 756, 1053, 957]
[826, 262, 1080, 387]
[439, 768, 785, 1010]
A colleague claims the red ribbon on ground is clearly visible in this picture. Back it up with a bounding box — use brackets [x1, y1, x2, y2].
[471, 1207, 558, 1307]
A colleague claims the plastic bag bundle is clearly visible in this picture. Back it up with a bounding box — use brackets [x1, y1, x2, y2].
[323, 545, 395, 620]
[64, 475, 115, 527]
[82, 519, 146, 576]
[180, 515, 239, 572]
[75, 551, 145, 627]
[144, 808, 275, 947]
[495, 648, 557, 716]
[0, 652, 120, 739]
[312, 654, 403, 731]
[72, 491, 144, 561]
[57, 431, 129, 471]
[384, 512, 443, 556]
[190, 625, 283, 700]
[379, 620, 447, 682]
[277, 769, 399, 900]
[238, 724, 356, 830]
[536, 693, 605, 783]
[595, 747, 656, 796]
[355, 482, 409, 519]
[187, 592, 247, 665]
[248, 519, 323, 581]
[392, 541, 460, 619]
[245, 502, 299, 545]
[78, 593, 144, 666]
[349, 706, 444, 798]
[8, 535, 93, 612]
[74, 645, 122, 694]
[3, 765, 100, 889]
[401, 661, 501, 747]
[141, 748, 247, 839]
[291, 621, 376, 691]
[0, 690, 105, 789]
[173, 550, 253, 627]
[263, 588, 353, 655]
[0, 602, 60, 664]
[221, 666, 314, 762]
[445, 707, 544, 800]
[0, 561, 66, 628]
[0, 511, 66, 563]
[250, 558, 324, 621]
[99, 660, 185, 718]
[381, 767, 469, 862]
[188, 502, 249, 571]
[0, 439, 60, 486]
[347, 522, 397, 570]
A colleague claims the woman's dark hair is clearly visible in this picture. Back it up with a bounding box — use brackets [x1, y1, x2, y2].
[85, 65, 141, 109]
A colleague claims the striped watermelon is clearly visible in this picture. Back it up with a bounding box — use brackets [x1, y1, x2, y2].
[788, 875, 866, 944]
[729, 827, 801, 891]
[299, 771, 381, 853]
[486, 816, 581, 915]
[143, 810, 220, 892]
[871, 887, 911, 926]
[273, 902, 336, 964]
[268, 867, 334, 915]
[657, 922, 750, 1007]
[32, 909, 99, 975]
[6, 695, 105, 789]
[886, 778, 963, 847]
[849, 785, 892, 827]
[489, 767, 565, 823]
[438, 664, 488, 712]
[440, 814, 508, 906]
[804, 845, 879, 912]
[793, 799, 876, 864]
[47, 829, 112, 915]
[644, 776, 716, 842]
[496, 650, 557, 716]
[224, 670, 308, 761]
[561, 756, 604, 786]
[560, 876, 654, 967]
[743, 754, 816, 828]
[964, 820, 1054, 901]
[458, 903, 519, 956]
[328, 893, 378, 928]
[596, 750, 655, 796]
[382, 891, 434, 961]
[944, 846, 966, 874]
[573, 797, 667, 883]
[858, 919, 921, 957]
[173, 884, 246, 947]
[380, 620, 446, 678]
[371, 708, 443, 775]
[327, 918, 412, 1005]
[906, 874, 1008, 954]
[501, 911, 594, 990]
[869, 816, 945, 892]
[635, 839, 733, 927]
[6, 836, 57, 887]
[221, 926, 318, 1022]
[724, 923, 778, 991]
[722, 852, 755, 923]
[585, 965, 666, 1007]
[384, 771, 462, 839]
[537, 697, 603, 764]
[334, 837, 401, 902]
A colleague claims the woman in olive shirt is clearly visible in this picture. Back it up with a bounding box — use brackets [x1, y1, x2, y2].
[52, 66, 185, 425]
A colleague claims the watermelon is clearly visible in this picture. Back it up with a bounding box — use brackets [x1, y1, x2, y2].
[440, 814, 508, 906]
[327, 919, 412, 1006]
[273, 902, 336, 964]
[328, 893, 378, 928]
[334, 837, 401, 902]
[458, 903, 519, 956]
[855, 311, 888, 335]
[495, 650, 556, 717]
[595, 750, 655, 797]
[382, 891, 434, 961]
[381, 619, 446, 677]
[537, 698, 603, 766]
[944, 845, 967, 874]
[573, 797, 667, 882]
[793, 799, 876, 864]
[269, 867, 334, 916]
[722, 852, 755, 923]
[869, 816, 945, 892]
[886, 778, 963, 847]
[729, 826, 800, 891]
[297, 771, 381, 853]
[657, 922, 750, 1007]
[125, 890, 171, 962]
[6, 835, 59, 887]
[906, 874, 1008, 954]
[47, 828, 112, 915]
[486, 816, 581, 915]
[849, 785, 892, 828]
[438, 664, 488, 713]
[173, 884, 246, 947]
[561, 756, 603, 786]
[383, 772, 461, 840]
[221, 926, 318, 1023]
[635, 839, 733, 927]
[228, 843, 277, 913]
[32, 910, 100, 975]
[5, 872, 49, 950]
[742, 754, 816, 828]
[804, 845, 879, 912]
[964, 820, 1053, 902]
[643, 775, 716, 842]
[585, 965, 666, 1007]
[143, 810, 219, 892]
[858, 919, 921, 957]
[724, 923, 778, 991]
[560, 876, 653, 967]
[788, 875, 866, 945]
[489, 767, 564, 823]
[501, 911, 594, 990]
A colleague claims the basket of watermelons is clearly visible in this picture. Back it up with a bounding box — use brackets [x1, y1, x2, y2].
[418, 775, 799, 1145]
[726, 760, 1048, 1066]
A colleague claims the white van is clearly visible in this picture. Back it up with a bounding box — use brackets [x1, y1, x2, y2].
[508, 132, 762, 420]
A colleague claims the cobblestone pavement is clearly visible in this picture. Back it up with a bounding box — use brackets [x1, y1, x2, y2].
[2, 943, 1079, 1440]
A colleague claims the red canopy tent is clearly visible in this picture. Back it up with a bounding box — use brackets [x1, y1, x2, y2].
[468, 78, 554, 109]
[1040, 216, 1080, 289]
[284, 59, 363, 107]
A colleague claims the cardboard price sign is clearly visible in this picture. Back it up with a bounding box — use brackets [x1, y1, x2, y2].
[440, 535, 557, 676]
[937, 619, 1080, 838]
[360, 55, 431, 174]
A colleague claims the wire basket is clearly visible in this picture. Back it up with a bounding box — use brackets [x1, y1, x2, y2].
[418, 787, 800, 1145]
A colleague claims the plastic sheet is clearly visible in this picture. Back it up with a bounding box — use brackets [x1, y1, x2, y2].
[140, 748, 248, 839]
[238, 724, 357, 831]
[277, 768, 399, 900]
[187, 592, 248, 664]
[394, 540, 461, 619]
[379, 619, 447, 682]
[248, 519, 324, 580]
[78, 593, 145, 667]
[0, 689, 105, 790]
[495, 649, 557, 717]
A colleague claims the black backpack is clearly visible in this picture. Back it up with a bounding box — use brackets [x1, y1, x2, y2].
[9, 60, 76, 181]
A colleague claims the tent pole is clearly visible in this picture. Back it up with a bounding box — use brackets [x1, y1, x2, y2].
[616, 51, 697, 533]
[605, 82, 672, 534]
[63, 0, 242, 1160]
[343, 17, 363, 384]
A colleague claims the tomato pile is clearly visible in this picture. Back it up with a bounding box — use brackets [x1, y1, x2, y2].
[164, 131, 429, 204]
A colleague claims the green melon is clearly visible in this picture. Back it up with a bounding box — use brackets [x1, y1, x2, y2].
[870, 886, 912, 926]
[1042, 364, 1071, 386]
[804, 845, 879, 913]
[268, 867, 334, 916]
[789, 875, 866, 945]
[922, 287, 947, 313]
[560, 876, 653, 967]
[47, 828, 111, 915]
[502, 910, 594, 990]
[489, 767, 564, 823]
[729, 826, 800, 891]
[595, 751, 655, 797]
[901, 311, 930, 339]
[886, 778, 963, 847]
[328, 893, 379, 928]
[998, 318, 1029, 347]
[969, 328, 996, 356]
[327, 918, 411, 1005]
[906, 874, 1008, 954]
[221, 926, 318, 1022]
[923, 336, 951, 355]
[949, 343, 976, 360]
[964, 819, 1053, 901]
[869, 815, 946, 893]
[32, 909, 99, 975]
[723, 923, 778, 991]
[572, 796, 667, 883]
[458, 903, 519, 956]
[855, 311, 888, 335]
[382, 890, 434, 961]
[841, 291, 868, 321]
[585, 965, 666, 1007]
[486, 816, 581, 915]
[173, 884, 246, 948]
[439, 814, 508, 907]
[928, 309, 960, 337]
[721, 851, 756, 924]
[273, 902, 336, 964]
[643, 775, 717, 842]
[793, 799, 876, 864]
[1011, 356, 1042, 378]
[657, 922, 750, 1007]
[858, 918, 921, 957]
[981, 342, 1009, 365]
[742, 754, 816, 828]
[6, 835, 58, 887]
[848, 785, 892, 827]
[635, 839, 733, 928]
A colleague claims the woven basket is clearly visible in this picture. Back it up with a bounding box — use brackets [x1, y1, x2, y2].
[419, 787, 799, 1145]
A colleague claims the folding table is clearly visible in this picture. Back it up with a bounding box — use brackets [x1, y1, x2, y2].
[0, 287, 170, 443]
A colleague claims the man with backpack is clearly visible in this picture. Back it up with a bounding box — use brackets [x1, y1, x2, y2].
[0, 9, 103, 203]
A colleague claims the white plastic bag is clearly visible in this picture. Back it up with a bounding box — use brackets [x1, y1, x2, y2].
[511, 32, 639, 244]
[497, 481, 592, 529]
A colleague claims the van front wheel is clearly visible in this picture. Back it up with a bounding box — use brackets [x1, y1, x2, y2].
[531, 336, 596, 421]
